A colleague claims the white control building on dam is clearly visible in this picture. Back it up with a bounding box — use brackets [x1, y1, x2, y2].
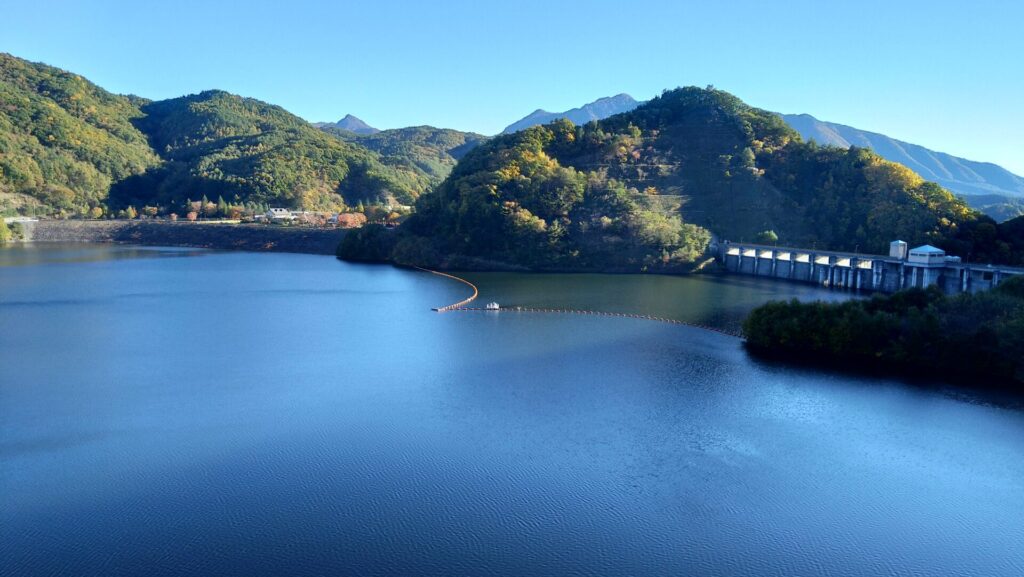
[719, 240, 1023, 294]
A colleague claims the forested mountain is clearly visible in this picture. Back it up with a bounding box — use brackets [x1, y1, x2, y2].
[5, 53, 1022, 268]
[342, 87, 1024, 270]
[501, 94, 640, 134]
[502, 98, 1024, 223]
[782, 113, 1024, 221]
[321, 125, 486, 199]
[0, 53, 159, 215]
[314, 114, 379, 135]
[1, 54, 420, 215]
[112, 90, 422, 210]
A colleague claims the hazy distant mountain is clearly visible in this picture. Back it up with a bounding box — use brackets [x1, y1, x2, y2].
[315, 114, 379, 135]
[502, 94, 640, 134]
[963, 194, 1024, 223]
[782, 114, 1024, 201]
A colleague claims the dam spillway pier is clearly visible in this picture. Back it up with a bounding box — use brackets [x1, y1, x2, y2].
[718, 240, 1023, 294]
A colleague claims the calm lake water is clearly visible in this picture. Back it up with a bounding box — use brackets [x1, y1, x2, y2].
[2, 244, 1023, 576]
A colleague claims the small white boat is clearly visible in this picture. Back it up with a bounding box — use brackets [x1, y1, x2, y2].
[485, 302, 500, 310]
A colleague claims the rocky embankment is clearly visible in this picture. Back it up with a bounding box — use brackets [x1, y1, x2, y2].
[22, 221, 347, 255]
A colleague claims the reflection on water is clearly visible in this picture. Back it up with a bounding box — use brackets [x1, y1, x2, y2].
[462, 271, 857, 333]
[1, 244, 1022, 577]
[0, 242, 207, 267]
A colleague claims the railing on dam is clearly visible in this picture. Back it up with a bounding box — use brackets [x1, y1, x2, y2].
[718, 241, 1023, 294]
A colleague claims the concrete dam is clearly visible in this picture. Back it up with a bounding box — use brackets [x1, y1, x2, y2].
[719, 240, 1023, 294]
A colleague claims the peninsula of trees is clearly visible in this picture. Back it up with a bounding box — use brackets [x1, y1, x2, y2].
[743, 276, 1024, 388]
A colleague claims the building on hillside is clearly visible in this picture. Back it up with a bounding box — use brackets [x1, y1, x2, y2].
[266, 208, 296, 223]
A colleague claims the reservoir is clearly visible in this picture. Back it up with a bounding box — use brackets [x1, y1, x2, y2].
[2, 245, 1022, 576]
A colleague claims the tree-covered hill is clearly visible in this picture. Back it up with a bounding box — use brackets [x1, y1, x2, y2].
[0, 53, 159, 215]
[5, 55, 1020, 269]
[342, 119, 712, 271]
[342, 86, 1022, 270]
[551, 87, 982, 254]
[322, 125, 486, 199]
[1, 54, 422, 215]
[111, 90, 421, 211]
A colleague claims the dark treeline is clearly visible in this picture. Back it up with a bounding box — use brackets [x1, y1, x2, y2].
[743, 276, 1024, 388]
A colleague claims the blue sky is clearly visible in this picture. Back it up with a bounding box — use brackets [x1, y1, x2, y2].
[3, 0, 1022, 174]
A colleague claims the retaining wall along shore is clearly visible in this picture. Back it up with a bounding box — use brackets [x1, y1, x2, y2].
[20, 221, 347, 255]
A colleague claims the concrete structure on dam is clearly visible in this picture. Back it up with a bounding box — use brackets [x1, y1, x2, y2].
[719, 240, 1023, 294]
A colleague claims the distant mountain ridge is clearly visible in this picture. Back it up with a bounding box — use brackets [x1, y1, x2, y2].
[321, 125, 487, 197]
[501, 94, 640, 134]
[315, 114, 379, 134]
[782, 114, 1024, 202]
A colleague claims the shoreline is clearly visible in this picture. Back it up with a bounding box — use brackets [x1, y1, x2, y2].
[18, 220, 348, 255]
